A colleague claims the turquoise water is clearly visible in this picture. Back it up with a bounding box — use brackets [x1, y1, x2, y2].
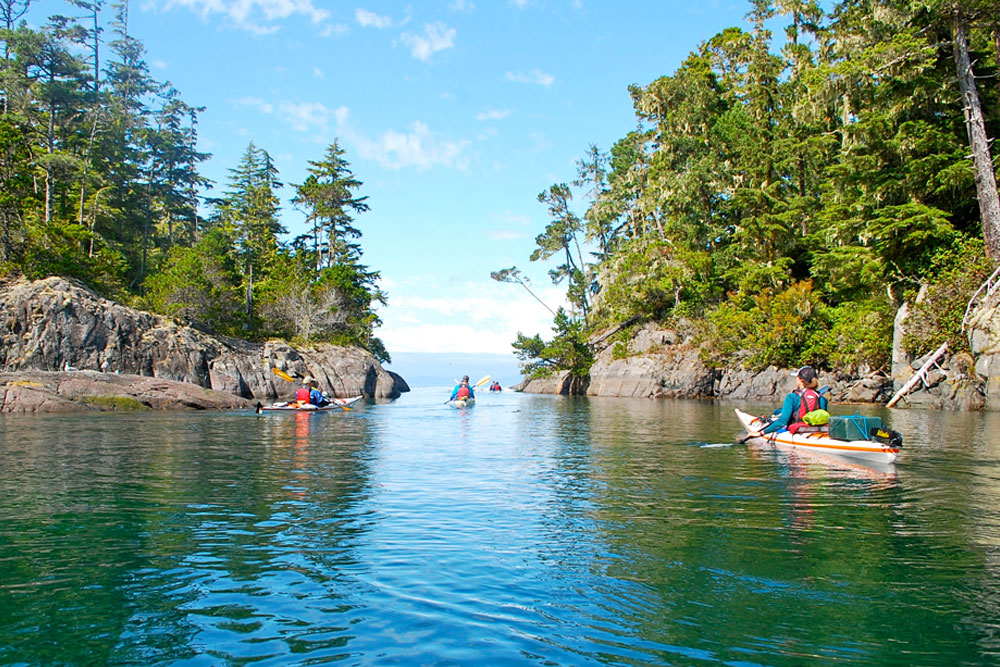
[2, 387, 1000, 665]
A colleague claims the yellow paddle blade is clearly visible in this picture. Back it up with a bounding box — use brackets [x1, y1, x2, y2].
[273, 368, 295, 383]
[474, 374, 491, 388]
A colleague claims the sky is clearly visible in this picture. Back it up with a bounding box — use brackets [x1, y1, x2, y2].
[33, 0, 751, 382]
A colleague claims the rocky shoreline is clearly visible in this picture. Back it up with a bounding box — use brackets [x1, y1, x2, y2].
[517, 286, 1000, 411]
[0, 370, 256, 413]
[0, 277, 409, 413]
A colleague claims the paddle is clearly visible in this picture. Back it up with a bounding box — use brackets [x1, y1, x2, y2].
[273, 367, 296, 383]
[271, 368, 351, 410]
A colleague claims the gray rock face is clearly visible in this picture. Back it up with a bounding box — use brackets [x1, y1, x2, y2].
[516, 370, 589, 395]
[0, 370, 255, 412]
[587, 336, 717, 399]
[519, 324, 894, 404]
[0, 277, 409, 401]
[969, 290, 1000, 407]
[890, 294, 987, 411]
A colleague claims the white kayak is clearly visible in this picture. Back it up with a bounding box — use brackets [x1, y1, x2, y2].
[735, 408, 900, 464]
[449, 397, 475, 409]
[256, 396, 363, 413]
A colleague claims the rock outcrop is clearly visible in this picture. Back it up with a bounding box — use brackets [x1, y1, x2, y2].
[519, 323, 894, 404]
[889, 288, 987, 411]
[0, 370, 255, 413]
[585, 326, 717, 399]
[0, 277, 409, 406]
[968, 290, 1000, 407]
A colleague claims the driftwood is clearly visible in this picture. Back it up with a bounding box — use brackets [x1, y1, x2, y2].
[887, 342, 949, 408]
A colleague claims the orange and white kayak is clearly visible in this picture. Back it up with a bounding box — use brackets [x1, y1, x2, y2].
[735, 408, 900, 464]
[256, 396, 363, 413]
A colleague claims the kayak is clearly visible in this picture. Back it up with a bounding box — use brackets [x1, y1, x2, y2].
[449, 397, 475, 409]
[735, 408, 901, 464]
[256, 396, 363, 413]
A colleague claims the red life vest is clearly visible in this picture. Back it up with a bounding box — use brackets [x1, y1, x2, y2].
[455, 384, 470, 399]
[796, 387, 820, 421]
[296, 386, 311, 403]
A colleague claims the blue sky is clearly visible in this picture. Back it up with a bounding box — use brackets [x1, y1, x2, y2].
[36, 0, 750, 367]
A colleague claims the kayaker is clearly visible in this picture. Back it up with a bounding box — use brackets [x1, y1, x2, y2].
[296, 376, 331, 407]
[746, 366, 827, 437]
[450, 375, 475, 401]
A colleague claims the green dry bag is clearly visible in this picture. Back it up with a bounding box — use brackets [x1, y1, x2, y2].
[802, 409, 830, 426]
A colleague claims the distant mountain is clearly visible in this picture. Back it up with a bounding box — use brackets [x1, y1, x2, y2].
[385, 352, 523, 388]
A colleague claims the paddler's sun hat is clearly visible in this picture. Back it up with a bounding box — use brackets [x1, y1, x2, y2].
[793, 366, 817, 382]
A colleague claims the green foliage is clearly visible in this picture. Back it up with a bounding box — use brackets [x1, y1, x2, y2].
[810, 298, 895, 372]
[512, 308, 594, 379]
[592, 239, 715, 327]
[705, 281, 828, 370]
[499, 0, 999, 376]
[901, 237, 995, 357]
[141, 229, 242, 334]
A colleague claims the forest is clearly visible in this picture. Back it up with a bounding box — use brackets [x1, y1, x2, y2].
[498, 0, 1000, 379]
[0, 0, 388, 361]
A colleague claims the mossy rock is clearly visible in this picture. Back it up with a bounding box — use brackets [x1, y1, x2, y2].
[6, 380, 43, 388]
[78, 396, 151, 411]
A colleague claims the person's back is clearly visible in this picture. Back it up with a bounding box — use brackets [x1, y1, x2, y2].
[760, 366, 827, 435]
[451, 375, 473, 400]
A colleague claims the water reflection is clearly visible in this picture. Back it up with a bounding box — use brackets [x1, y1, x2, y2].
[2, 394, 1000, 665]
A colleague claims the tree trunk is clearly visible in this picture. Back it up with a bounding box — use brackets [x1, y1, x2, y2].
[77, 115, 100, 227]
[245, 259, 253, 330]
[954, 15, 1000, 259]
[45, 101, 54, 224]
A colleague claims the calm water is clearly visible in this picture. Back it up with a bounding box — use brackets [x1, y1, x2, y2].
[2, 387, 1000, 666]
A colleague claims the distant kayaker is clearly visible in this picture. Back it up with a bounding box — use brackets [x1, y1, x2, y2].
[746, 366, 827, 437]
[296, 376, 331, 407]
[450, 375, 475, 401]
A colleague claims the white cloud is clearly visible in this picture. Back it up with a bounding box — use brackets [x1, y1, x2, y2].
[505, 68, 555, 87]
[279, 101, 335, 132]
[320, 23, 349, 36]
[236, 96, 274, 114]
[449, 0, 474, 11]
[377, 279, 566, 354]
[476, 108, 510, 121]
[355, 8, 392, 28]
[152, 59, 168, 69]
[233, 97, 467, 171]
[349, 121, 468, 170]
[159, 0, 330, 34]
[400, 21, 456, 62]
[313, 67, 324, 78]
[236, 97, 349, 136]
[493, 211, 532, 226]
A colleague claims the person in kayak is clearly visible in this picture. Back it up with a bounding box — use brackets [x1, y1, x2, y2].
[746, 366, 827, 437]
[450, 375, 475, 401]
[296, 376, 331, 407]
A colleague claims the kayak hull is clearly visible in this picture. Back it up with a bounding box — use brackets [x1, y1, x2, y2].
[257, 396, 363, 413]
[735, 408, 899, 464]
[449, 397, 475, 408]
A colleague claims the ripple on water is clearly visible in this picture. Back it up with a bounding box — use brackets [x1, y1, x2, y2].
[2, 395, 1000, 664]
